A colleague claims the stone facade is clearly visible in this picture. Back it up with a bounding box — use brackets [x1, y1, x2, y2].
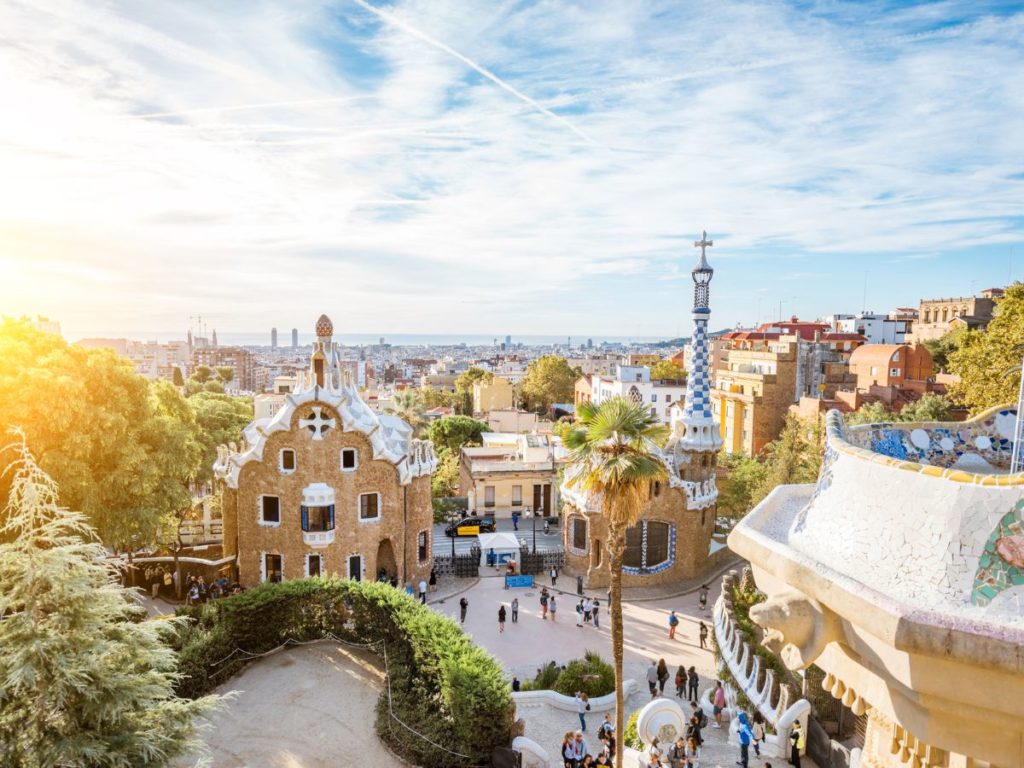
[216, 314, 436, 588]
[909, 288, 1002, 343]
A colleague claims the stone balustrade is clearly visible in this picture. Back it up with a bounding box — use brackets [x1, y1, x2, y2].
[712, 578, 810, 758]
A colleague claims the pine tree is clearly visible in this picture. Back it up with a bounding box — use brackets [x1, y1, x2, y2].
[0, 433, 221, 767]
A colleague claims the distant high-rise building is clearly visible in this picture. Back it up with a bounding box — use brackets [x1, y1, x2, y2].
[212, 329, 218, 348]
[505, 335, 512, 348]
[587, 338, 594, 349]
[291, 328, 299, 348]
[379, 336, 385, 347]
[271, 328, 278, 349]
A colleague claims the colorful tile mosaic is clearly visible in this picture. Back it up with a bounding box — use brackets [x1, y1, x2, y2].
[972, 498, 1024, 606]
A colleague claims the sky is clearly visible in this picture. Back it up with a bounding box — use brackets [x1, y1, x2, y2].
[1, 0, 1023, 342]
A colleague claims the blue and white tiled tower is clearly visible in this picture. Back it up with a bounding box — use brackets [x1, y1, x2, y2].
[677, 231, 723, 452]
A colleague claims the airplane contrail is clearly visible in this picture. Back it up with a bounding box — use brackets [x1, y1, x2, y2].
[350, 0, 597, 146]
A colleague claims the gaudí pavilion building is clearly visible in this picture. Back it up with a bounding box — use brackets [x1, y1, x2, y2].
[214, 314, 437, 587]
[561, 234, 725, 587]
[729, 403, 1023, 767]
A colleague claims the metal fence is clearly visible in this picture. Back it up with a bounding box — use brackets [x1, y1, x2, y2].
[432, 546, 481, 578]
[518, 545, 564, 575]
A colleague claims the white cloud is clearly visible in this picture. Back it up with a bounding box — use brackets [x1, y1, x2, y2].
[0, 0, 1022, 338]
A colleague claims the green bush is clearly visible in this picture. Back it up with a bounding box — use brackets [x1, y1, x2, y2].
[624, 710, 642, 749]
[553, 650, 615, 698]
[518, 651, 615, 698]
[171, 578, 513, 768]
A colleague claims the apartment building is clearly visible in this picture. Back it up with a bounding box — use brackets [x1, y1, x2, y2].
[581, 365, 687, 424]
[458, 433, 565, 517]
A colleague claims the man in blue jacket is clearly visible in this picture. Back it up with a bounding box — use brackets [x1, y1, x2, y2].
[736, 711, 754, 768]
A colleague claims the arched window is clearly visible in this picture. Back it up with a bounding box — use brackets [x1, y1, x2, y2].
[622, 521, 674, 574]
[941, 308, 948, 322]
[628, 385, 642, 404]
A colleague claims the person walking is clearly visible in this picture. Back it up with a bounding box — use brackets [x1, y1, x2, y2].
[561, 731, 576, 768]
[571, 731, 588, 766]
[712, 681, 726, 728]
[151, 568, 162, 599]
[575, 691, 589, 731]
[668, 610, 680, 640]
[752, 711, 766, 757]
[685, 714, 703, 748]
[647, 660, 659, 699]
[418, 579, 427, 604]
[667, 737, 687, 768]
[737, 711, 753, 768]
[459, 596, 468, 624]
[498, 604, 507, 633]
[699, 621, 709, 649]
[540, 587, 550, 619]
[674, 665, 686, 698]
[789, 721, 804, 768]
[657, 658, 669, 695]
[592, 598, 600, 628]
[576, 599, 584, 627]
[549, 594, 558, 621]
[583, 598, 593, 624]
[687, 666, 700, 703]
[550, 566, 558, 587]
[428, 567, 437, 593]
[511, 597, 519, 623]
[698, 584, 709, 612]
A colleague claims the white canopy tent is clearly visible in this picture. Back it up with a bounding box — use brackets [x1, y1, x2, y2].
[477, 531, 524, 570]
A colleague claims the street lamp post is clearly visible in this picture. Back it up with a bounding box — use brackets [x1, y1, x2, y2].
[447, 510, 460, 562]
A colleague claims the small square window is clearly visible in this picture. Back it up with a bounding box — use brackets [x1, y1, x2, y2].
[341, 448, 358, 471]
[307, 554, 322, 578]
[651, 394, 657, 402]
[260, 496, 280, 525]
[359, 492, 380, 521]
[280, 449, 296, 473]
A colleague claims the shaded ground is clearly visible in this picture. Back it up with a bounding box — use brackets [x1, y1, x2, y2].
[183, 642, 403, 768]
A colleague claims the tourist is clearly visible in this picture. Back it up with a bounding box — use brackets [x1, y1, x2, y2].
[575, 691, 589, 731]
[550, 566, 558, 586]
[549, 594, 558, 621]
[737, 711, 753, 768]
[712, 681, 725, 728]
[685, 736, 701, 768]
[163, 569, 173, 597]
[657, 658, 669, 695]
[561, 731, 576, 768]
[592, 598, 600, 628]
[541, 587, 550, 619]
[674, 665, 686, 698]
[389, 574, 398, 589]
[428, 567, 437, 593]
[594, 751, 610, 766]
[571, 731, 588, 765]
[789, 721, 804, 768]
[687, 666, 699, 703]
[418, 579, 427, 604]
[752, 711, 766, 757]
[459, 596, 468, 624]
[576, 599, 584, 627]
[186, 582, 199, 606]
[498, 604, 507, 633]
[150, 568, 162, 599]
[648, 736, 663, 767]
[511, 597, 519, 623]
[698, 584, 709, 612]
[583, 597, 593, 624]
[599, 712, 613, 737]
[685, 714, 703, 746]
[667, 736, 687, 768]
[512, 510, 520, 530]
[512, 676, 520, 692]
[668, 609, 680, 639]
[646, 660, 659, 698]
[690, 701, 708, 735]
[699, 621, 709, 649]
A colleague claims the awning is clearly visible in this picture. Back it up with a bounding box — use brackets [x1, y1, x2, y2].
[476, 532, 523, 551]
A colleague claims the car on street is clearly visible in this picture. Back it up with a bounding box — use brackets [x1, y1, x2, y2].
[444, 515, 497, 537]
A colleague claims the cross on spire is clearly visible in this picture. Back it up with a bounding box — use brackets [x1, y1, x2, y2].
[694, 230, 713, 258]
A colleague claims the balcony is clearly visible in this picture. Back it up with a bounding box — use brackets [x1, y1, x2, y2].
[303, 529, 335, 547]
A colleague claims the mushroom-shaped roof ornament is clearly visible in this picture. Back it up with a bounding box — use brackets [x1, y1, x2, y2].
[315, 314, 333, 339]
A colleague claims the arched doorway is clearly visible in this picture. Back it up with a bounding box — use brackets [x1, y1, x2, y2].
[376, 538, 398, 582]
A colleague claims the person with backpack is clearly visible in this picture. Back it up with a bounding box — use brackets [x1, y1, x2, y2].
[674, 665, 686, 698]
[459, 596, 468, 624]
[685, 713, 703, 747]
[752, 711, 766, 757]
[737, 711, 753, 768]
[667, 736, 687, 768]
[575, 691, 589, 731]
[668, 610, 680, 639]
[540, 588, 550, 619]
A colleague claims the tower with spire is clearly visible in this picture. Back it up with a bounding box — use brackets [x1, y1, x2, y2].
[676, 230, 723, 454]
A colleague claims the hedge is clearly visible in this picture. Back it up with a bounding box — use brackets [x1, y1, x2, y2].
[520, 651, 614, 698]
[170, 578, 515, 767]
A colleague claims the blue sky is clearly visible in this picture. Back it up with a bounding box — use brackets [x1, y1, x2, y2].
[0, 0, 1022, 340]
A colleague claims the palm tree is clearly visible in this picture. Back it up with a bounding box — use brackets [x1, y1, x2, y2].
[565, 398, 668, 768]
[389, 388, 425, 435]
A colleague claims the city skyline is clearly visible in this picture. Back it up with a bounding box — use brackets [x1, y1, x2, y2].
[2, 1, 1023, 339]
